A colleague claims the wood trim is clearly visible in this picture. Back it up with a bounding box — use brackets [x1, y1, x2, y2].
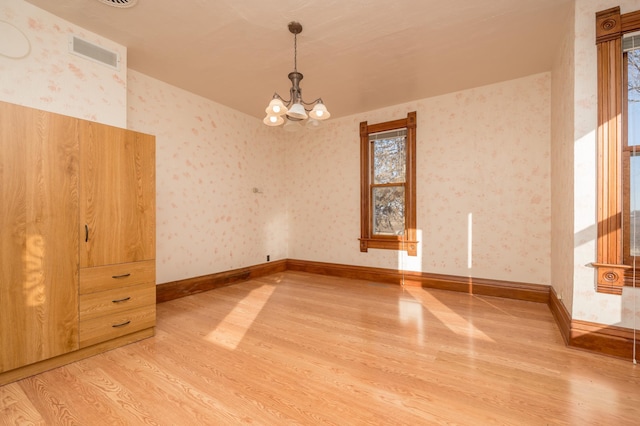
[358, 238, 419, 255]
[155, 259, 287, 303]
[548, 285, 639, 359]
[0, 328, 154, 386]
[286, 259, 549, 303]
[596, 7, 621, 43]
[594, 7, 640, 290]
[594, 6, 626, 293]
[548, 287, 571, 345]
[406, 111, 417, 251]
[366, 118, 408, 134]
[359, 121, 370, 252]
[621, 9, 640, 33]
[570, 319, 640, 360]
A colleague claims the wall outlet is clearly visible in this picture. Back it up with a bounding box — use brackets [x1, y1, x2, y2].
[267, 255, 270, 262]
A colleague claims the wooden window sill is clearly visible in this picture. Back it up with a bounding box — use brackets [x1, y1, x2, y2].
[359, 238, 418, 256]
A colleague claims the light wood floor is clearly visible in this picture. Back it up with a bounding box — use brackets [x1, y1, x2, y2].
[2, 271, 639, 425]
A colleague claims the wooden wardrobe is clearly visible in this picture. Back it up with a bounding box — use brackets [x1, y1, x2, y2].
[0, 101, 156, 385]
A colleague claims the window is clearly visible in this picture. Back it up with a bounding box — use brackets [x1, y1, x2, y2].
[594, 6, 640, 294]
[359, 111, 417, 256]
[623, 37, 640, 266]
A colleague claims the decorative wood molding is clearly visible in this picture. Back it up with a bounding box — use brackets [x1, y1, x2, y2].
[596, 7, 621, 43]
[594, 6, 626, 294]
[156, 259, 287, 303]
[591, 263, 631, 295]
[286, 259, 550, 303]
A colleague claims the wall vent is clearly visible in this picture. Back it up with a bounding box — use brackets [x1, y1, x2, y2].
[69, 36, 120, 70]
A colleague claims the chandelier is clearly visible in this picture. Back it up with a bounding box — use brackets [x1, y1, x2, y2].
[263, 21, 331, 129]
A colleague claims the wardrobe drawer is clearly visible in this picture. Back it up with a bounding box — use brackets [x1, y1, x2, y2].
[80, 260, 155, 294]
[79, 305, 156, 348]
[79, 283, 155, 321]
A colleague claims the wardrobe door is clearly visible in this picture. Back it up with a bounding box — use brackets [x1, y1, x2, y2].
[79, 122, 155, 268]
[0, 102, 79, 372]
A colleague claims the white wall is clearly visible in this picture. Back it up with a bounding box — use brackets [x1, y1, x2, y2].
[0, 0, 126, 127]
[287, 73, 552, 286]
[551, 1, 576, 314]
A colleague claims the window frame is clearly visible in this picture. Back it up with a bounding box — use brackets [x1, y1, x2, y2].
[623, 47, 637, 267]
[359, 111, 418, 256]
[593, 6, 640, 294]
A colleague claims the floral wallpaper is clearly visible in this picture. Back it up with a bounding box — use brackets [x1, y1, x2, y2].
[127, 70, 288, 284]
[0, 0, 126, 127]
[287, 73, 552, 286]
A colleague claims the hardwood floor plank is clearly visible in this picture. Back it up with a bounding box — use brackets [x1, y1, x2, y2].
[1, 271, 639, 425]
[0, 384, 44, 424]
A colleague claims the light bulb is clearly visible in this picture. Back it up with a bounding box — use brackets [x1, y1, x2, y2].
[265, 98, 288, 116]
[309, 102, 330, 120]
[263, 114, 284, 126]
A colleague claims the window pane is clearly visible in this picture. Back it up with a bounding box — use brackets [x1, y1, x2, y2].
[631, 153, 640, 256]
[373, 186, 404, 235]
[372, 136, 406, 184]
[628, 49, 640, 146]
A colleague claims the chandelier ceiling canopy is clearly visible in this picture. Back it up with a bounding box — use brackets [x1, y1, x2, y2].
[263, 21, 330, 130]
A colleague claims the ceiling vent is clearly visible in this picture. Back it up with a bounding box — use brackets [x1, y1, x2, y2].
[96, 0, 138, 8]
[69, 36, 120, 70]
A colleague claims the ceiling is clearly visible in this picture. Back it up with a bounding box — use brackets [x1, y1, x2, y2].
[25, 0, 572, 120]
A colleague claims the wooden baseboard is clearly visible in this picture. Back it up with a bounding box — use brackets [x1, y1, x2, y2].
[286, 259, 550, 303]
[570, 319, 640, 359]
[548, 286, 639, 359]
[548, 287, 571, 345]
[157, 259, 549, 304]
[156, 259, 287, 303]
[0, 328, 155, 386]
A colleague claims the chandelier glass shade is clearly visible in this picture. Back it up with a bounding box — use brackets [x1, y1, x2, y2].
[263, 22, 330, 128]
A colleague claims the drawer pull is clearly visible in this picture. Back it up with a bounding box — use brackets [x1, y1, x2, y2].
[112, 297, 131, 304]
[112, 320, 131, 328]
[112, 273, 131, 279]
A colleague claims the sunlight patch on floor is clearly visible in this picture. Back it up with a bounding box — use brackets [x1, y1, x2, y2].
[398, 298, 425, 346]
[204, 284, 276, 350]
[404, 286, 495, 342]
